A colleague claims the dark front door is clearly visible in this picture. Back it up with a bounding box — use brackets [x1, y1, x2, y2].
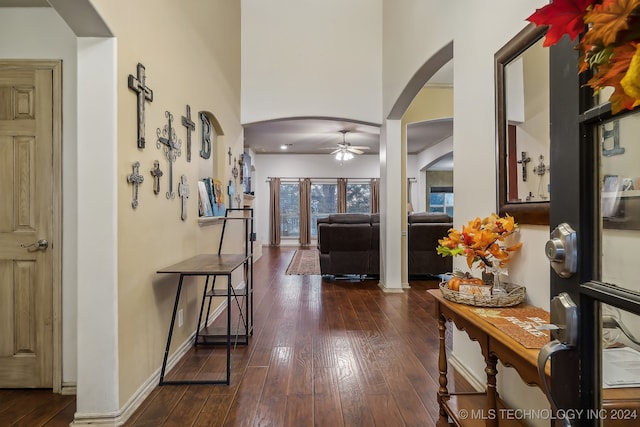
[547, 38, 640, 426]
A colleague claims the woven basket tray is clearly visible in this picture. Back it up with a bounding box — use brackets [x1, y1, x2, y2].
[439, 281, 526, 307]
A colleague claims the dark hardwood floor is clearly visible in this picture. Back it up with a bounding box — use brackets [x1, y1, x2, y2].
[1, 246, 471, 426]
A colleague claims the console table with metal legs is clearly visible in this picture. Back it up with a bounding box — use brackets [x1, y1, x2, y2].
[157, 253, 251, 385]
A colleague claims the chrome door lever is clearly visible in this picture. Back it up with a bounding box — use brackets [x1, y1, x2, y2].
[20, 239, 49, 251]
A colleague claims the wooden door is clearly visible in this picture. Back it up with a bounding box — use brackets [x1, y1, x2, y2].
[0, 62, 56, 387]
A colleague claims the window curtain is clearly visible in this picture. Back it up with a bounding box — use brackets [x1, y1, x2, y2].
[370, 178, 380, 214]
[299, 178, 311, 246]
[407, 178, 414, 213]
[269, 178, 281, 246]
[337, 178, 347, 213]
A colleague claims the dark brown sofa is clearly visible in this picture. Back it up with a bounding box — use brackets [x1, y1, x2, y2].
[317, 214, 379, 276]
[408, 212, 453, 276]
[317, 212, 452, 278]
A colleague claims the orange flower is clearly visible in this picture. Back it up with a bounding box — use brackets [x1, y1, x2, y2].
[436, 213, 522, 272]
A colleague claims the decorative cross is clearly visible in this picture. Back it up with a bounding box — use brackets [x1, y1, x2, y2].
[533, 155, 549, 177]
[228, 147, 232, 165]
[150, 160, 163, 195]
[199, 112, 212, 159]
[181, 104, 195, 162]
[517, 151, 531, 182]
[156, 111, 182, 199]
[128, 63, 153, 149]
[232, 157, 239, 180]
[238, 153, 245, 183]
[178, 175, 190, 221]
[127, 161, 144, 209]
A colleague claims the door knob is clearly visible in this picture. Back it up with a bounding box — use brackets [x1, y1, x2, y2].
[545, 223, 576, 278]
[20, 239, 49, 251]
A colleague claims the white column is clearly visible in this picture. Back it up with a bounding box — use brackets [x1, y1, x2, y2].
[379, 119, 403, 292]
[73, 37, 120, 424]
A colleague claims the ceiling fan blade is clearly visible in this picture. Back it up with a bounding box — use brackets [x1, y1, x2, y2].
[348, 145, 370, 150]
[329, 149, 340, 154]
[348, 148, 364, 154]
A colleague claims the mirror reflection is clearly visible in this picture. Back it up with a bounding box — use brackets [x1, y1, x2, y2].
[496, 24, 549, 225]
[504, 36, 549, 203]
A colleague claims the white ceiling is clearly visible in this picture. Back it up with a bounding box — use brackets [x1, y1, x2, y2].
[0, 0, 49, 6]
[244, 61, 454, 160]
[5, 1, 454, 167]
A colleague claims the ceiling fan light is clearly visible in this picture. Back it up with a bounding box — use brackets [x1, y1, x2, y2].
[336, 151, 343, 161]
[345, 151, 354, 160]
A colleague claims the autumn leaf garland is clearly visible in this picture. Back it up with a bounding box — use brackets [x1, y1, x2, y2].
[528, 0, 640, 113]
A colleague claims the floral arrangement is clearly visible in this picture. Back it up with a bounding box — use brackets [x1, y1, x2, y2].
[527, 0, 640, 113]
[436, 213, 523, 272]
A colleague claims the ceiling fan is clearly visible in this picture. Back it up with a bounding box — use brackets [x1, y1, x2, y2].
[329, 130, 370, 160]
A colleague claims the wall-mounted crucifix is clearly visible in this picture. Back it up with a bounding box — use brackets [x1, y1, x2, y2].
[516, 151, 531, 182]
[127, 161, 144, 209]
[156, 111, 182, 199]
[199, 112, 212, 159]
[228, 147, 232, 165]
[150, 160, 163, 195]
[128, 63, 153, 149]
[178, 175, 189, 221]
[181, 104, 195, 162]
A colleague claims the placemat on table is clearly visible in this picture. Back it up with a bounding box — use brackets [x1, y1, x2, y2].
[472, 306, 551, 349]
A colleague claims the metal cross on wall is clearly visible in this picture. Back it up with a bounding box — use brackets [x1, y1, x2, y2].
[128, 63, 154, 149]
[517, 151, 531, 182]
[127, 161, 144, 209]
[199, 112, 212, 159]
[156, 111, 182, 199]
[178, 175, 189, 221]
[232, 157, 239, 180]
[150, 160, 163, 195]
[181, 105, 195, 162]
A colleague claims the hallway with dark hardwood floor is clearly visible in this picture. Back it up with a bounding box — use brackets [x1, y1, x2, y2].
[1, 246, 472, 426]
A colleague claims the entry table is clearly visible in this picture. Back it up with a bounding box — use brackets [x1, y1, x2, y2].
[157, 253, 251, 385]
[428, 289, 545, 427]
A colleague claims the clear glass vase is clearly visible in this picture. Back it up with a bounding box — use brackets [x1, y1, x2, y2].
[483, 266, 508, 296]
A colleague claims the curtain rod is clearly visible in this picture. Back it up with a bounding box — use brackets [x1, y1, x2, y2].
[265, 177, 416, 181]
[266, 177, 380, 181]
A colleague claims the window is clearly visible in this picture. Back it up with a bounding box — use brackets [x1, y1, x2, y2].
[278, 179, 374, 240]
[311, 183, 337, 237]
[279, 182, 299, 238]
[429, 186, 454, 217]
[347, 182, 371, 214]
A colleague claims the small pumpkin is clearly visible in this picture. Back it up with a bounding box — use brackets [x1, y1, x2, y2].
[447, 272, 484, 292]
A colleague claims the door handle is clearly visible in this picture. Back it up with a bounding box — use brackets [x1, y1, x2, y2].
[20, 239, 49, 251]
[537, 292, 578, 427]
[546, 223, 577, 278]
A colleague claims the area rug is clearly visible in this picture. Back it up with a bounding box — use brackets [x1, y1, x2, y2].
[286, 249, 321, 275]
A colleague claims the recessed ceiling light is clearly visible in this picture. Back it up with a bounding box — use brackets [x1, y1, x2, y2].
[280, 144, 292, 150]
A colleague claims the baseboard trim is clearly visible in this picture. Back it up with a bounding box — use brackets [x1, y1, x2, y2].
[448, 353, 485, 392]
[60, 382, 76, 395]
[377, 282, 404, 293]
[71, 301, 227, 426]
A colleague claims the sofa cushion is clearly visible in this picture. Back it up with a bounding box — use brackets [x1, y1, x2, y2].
[328, 213, 371, 224]
[408, 212, 452, 224]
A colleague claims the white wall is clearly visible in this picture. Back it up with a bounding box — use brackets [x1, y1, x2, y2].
[450, 1, 550, 424]
[253, 154, 381, 245]
[382, 0, 455, 117]
[241, 0, 382, 125]
[0, 7, 79, 386]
